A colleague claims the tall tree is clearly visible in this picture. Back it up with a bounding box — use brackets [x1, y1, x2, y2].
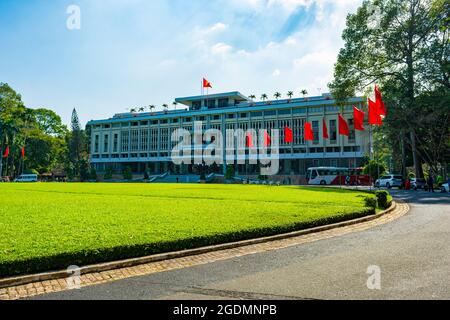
[329, 0, 449, 178]
[67, 108, 88, 180]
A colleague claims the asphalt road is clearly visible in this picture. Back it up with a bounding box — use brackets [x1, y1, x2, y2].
[33, 190, 450, 300]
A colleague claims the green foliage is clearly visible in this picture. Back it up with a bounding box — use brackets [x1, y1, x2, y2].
[89, 167, 97, 181]
[104, 167, 113, 180]
[143, 171, 149, 180]
[375, 190, 390, 210]
[225, 165, 234, 180]
[329, 0, 450, 177]
[363, 160, 387, 181]
[79, 159, 90, 182]
[123, 166, 133, 180]
[364, 196, 377, 210]
[0, 183, 374, 276]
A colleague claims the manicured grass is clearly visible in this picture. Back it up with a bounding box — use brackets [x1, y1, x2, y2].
[0, 183, 375, 277]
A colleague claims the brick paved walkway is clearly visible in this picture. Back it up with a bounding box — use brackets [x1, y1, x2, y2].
[0, 202, 409, 300]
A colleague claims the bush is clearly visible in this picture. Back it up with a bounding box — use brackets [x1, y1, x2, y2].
[375, 190, 390, 209]
[225, 165, 234, 180]
[363, 160, 386, 181]
[89, 167, 97, 181]
[143, 171, 149, 180]
[364, 197, 377, 210]
[123, 166, 133, 180]
[104, 167, 113, 180]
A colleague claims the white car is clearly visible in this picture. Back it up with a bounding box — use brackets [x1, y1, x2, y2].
[14, 174, 38, 182]
[375, 174, 404, 189]
[441, 183, 449, 193]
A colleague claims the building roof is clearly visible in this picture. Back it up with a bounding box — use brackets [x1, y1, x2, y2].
[175, 91, 249, 105]
[86, 92, 364, 126]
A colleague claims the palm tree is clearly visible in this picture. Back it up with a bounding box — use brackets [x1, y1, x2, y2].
[172, 101, 178, 110]
[129, 108, 137, 113]
[248, 95, 256, 100]
[274, 92, 281, 100]
[148, 105, 155, 114]
[287, 91, 294, 101]
[138, 107, 145, 113]
[301, 90, 308, 99]
[162, 104, 169, 113]
[261, 94, 268, 102]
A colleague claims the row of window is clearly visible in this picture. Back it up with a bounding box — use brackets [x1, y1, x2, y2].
[93, 119, 359, 154]
[92, 105, 360, 129]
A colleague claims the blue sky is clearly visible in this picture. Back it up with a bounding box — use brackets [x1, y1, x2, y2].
[0, 0, 361, 126]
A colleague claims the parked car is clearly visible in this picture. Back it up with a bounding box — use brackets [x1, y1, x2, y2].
[14, 174, 38, 182]
[375, 174, 404, 189]
[411, 178, 427, 190]
[441, 183, 449, 193]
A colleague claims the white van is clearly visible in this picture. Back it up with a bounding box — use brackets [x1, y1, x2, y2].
[14, 174, 38, 182]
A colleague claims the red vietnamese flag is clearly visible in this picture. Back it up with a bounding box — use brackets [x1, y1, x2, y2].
[304, 122, 314, 141]
[21, 146, 25, 158]
[322, 118, 329, 139]
[368, 98, 382, 125]
[2, 146, 9, 158]
[353, 106, 365, 131]
[284, 127, 293, 143]
[203, 78, 212, 89]
[264, 130, 271, 147]
[374, 85, 386, 116]
[338, 114, 350, 136]
[246, 133, 254, 148]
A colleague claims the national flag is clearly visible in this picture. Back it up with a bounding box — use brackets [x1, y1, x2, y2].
[338, 114, 350, 136]
[304, 122, 314, 141]
[203, 78, 212, 89]
[2, 146, 9, 158]
[368, 98, 382, 125]
[322, 118, 329, 139]
[264, 130, 271, 147]
[374, 85, 386, 116]
[21, 146, 25, 158]
[353, 106, 365, 131]
[284, 127, 293, 143]
[246, 133, 254, 148]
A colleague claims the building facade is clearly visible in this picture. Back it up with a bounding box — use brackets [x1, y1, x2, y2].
[87, 92, 370, 178]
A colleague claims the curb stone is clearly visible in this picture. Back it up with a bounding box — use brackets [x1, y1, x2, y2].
[0, 201, 397, 289]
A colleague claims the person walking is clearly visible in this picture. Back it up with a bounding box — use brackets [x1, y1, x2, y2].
[427, 175, 434, 193]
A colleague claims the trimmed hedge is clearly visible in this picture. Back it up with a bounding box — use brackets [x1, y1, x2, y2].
[0, 208, 374, 277]
[375, 190, 391, 209]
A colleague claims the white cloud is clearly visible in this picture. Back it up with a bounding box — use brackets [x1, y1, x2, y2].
[272, 69, 281, 77]
[211, 42, 233, 55]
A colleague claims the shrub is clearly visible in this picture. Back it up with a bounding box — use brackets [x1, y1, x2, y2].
[123, 166, 133, 180]
[89, 167, 97, 181]
[143, 171, 149, 180]
[375, 190, 390, 209]
[104, 167, 113, 180]
[364, 197, 377, 210]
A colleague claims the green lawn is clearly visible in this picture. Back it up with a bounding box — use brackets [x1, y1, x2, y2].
[0, 183, 375, 277]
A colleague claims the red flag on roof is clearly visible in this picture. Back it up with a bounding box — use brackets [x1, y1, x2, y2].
[304, 122, 314, 141]
[353, 106, 365, 131]
[368, 98, 382, 125]
[375, 85, 386, 116]
[203, 78, 212, 89]
[2, 146, 9, 158]
[338, 114, 350, 136]
[284, 127, 293, 143]
[322, 118, 329, 139]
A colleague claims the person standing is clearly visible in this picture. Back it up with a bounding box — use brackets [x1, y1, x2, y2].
[427, 174, 434, 193]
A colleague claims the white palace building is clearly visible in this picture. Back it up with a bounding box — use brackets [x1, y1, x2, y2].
[86, 91, 370, 182]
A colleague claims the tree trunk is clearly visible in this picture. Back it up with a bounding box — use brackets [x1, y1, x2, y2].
[401, 130, 407, 178]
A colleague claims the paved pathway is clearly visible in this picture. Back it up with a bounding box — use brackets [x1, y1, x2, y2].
[6, 190, 450, 300]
